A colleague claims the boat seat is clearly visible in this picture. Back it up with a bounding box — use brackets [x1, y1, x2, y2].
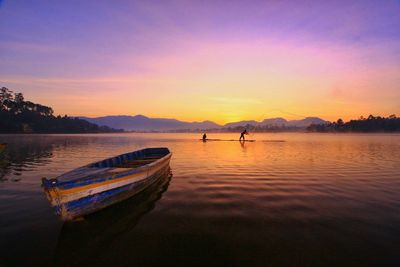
[116, 158, 158, 168]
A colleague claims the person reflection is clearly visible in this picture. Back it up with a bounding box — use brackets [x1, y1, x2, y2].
[240, 140, 245, 149]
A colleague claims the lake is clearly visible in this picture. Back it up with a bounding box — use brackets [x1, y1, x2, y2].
[0, 133, 399, 266]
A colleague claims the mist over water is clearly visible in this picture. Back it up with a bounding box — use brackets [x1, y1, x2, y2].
[0, 133, 399, 266]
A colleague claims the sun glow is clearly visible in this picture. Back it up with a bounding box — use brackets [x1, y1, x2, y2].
[1, 1, 399, 123]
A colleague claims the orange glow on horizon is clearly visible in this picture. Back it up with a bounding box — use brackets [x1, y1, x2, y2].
[3, 37, 398, 124]
[2, 0, 400, 127]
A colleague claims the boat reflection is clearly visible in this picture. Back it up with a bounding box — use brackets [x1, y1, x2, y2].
[53, 167, 172, 266]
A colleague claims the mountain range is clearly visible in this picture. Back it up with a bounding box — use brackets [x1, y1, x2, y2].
[79, 115, 328, 131]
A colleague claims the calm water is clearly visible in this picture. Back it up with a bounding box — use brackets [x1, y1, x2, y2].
[0, 133, 399, 266]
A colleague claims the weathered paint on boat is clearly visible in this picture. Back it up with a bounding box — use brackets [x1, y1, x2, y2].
[42, 147, 172, 220]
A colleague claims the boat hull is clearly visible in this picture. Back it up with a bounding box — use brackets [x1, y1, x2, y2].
[42, 148, 172, 220]
[59, 164, 171, 220]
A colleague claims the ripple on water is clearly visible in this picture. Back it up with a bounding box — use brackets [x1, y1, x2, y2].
[0, 133, 400, 266]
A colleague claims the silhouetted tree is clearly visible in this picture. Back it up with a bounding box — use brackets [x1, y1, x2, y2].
[0, 86, 123, 133]
[307, 115, 400, 133]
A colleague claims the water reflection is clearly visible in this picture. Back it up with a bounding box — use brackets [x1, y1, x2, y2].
[0, 133, 400, 266]
[0, 134, 143, 182]
[0, 137, 55, 181]
[53, 168, 172, 266]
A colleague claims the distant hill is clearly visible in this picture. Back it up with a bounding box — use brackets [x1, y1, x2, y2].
[224, 120, 259, 128]
[287, 117, 327, 127]
[224, 117, 328, 128]
[80, 115, 222, 131]
[80, 115, 328, 131]
[260, 117, 288, 126]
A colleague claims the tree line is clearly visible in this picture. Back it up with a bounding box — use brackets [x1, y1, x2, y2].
[307, 115, 400, 132]
[0, 87, 123, 133]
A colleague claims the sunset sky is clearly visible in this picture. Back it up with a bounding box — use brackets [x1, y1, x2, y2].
[1, 0, 399, 124]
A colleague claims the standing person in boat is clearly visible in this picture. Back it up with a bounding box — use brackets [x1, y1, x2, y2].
[202, 133, 207, 142]
[239, 129, 248, 141]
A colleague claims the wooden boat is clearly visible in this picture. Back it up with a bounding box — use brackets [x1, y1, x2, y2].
[42, 147, 172, 220]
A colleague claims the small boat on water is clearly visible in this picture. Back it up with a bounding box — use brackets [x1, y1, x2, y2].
[42, 147, 172, 220]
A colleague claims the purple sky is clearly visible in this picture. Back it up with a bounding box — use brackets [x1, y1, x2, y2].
[1, 0, 399, 122]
